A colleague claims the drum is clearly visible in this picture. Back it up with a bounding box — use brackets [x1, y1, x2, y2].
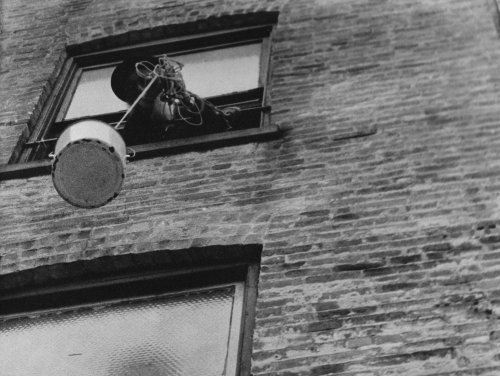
[51, 120, 127, 208]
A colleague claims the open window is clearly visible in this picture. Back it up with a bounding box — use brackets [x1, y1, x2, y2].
[22, 21, 275, 161]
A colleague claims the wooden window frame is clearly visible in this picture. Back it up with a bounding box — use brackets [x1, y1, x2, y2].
[19, 24, 277, 163]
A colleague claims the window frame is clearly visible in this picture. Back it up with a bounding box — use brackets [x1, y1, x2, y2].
[20, 24, 276, 162]
[0, 258, 260, 376]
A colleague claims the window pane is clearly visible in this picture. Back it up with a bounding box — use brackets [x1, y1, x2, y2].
[178, 43, 261, 97]
[0, 286, 240, 376]
[64, 66, 129, 120]
[63, 43, 261, 120]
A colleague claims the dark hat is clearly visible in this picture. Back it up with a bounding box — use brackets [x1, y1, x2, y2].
[111, 56, 158, 104]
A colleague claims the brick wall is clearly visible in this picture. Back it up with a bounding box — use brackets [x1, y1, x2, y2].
[3, 0, 500, 374]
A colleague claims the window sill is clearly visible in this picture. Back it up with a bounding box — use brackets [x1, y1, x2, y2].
[0, 125, 282, 180]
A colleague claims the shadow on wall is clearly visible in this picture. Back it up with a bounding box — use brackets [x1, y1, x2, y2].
[491, 0, 500, 36]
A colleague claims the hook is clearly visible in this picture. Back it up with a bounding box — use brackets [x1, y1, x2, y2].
[126, 147, 136, 161]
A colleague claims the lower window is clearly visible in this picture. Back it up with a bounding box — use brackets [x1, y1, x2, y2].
[0, 261, 258, 376]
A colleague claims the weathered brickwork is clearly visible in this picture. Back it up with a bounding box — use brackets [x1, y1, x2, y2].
[3, 0, 500, 375]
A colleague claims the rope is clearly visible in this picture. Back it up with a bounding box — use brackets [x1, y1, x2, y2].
[114, 73, 159, 130]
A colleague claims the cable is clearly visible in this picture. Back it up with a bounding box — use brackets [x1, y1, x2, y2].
[117, 54, 242, 131]
[135, 55, 204, 127]
[176, 96, 203, 126]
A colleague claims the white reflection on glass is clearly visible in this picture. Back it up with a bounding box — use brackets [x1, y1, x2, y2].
[65, 66, 130, 119]
[0, 287, 237, 376]
[178, 43, 260, 98]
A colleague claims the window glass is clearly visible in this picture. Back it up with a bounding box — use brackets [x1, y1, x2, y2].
[65, 66, 129, 119]
[63, 43, 261, 120]
[179, 43, 260, 97]
[0, 285, 243, 376]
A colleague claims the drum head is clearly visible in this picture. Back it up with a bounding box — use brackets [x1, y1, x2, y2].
[52, 139, 125, 208]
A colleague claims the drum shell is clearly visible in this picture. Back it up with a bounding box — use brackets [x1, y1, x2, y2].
[54, 120, 126, 165]
[51, 120, 127, 208]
